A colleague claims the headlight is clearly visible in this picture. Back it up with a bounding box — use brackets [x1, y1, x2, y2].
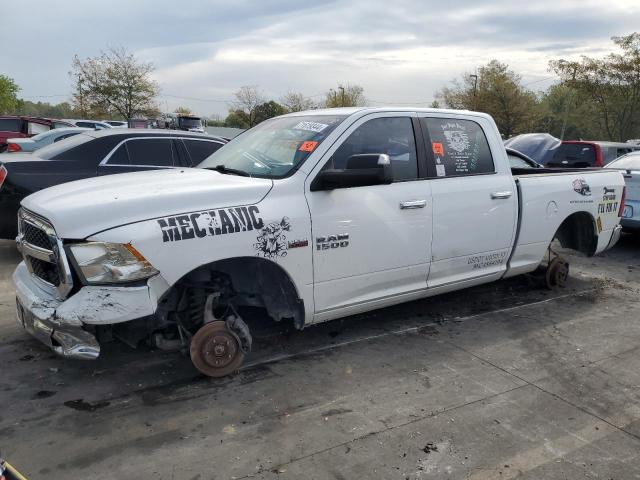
[69, 242, 159, 284]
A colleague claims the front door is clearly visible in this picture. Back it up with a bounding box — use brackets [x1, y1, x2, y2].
[305, 113, 433, 320]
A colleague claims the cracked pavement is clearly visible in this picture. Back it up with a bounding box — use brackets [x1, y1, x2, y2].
[1, 235, 640, 479]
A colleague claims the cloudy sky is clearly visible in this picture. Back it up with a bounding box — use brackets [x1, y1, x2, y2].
[2, 0, 639, 118]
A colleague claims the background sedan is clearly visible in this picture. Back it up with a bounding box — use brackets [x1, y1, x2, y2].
[0, 129, 226, 238]
[5, 127, 90, 153]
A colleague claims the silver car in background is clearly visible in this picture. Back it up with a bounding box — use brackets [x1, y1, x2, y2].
[4, 127, 90, 153]
[606, 152, 640, 231]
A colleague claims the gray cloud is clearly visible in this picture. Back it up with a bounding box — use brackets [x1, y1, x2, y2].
[1, 0, 638, 116]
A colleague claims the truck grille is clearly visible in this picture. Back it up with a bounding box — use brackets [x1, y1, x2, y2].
[17, 209, 73, 299]
[27, 256, 61, 285]
[22, 221, 53, 250]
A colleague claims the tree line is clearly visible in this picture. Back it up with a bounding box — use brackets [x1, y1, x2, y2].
[1, 33, 639, 141]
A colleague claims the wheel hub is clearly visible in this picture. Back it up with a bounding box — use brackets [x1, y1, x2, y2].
[546, 257, 569, 289]
[204, 333, 237, 368]
[190, 321, 245, 377]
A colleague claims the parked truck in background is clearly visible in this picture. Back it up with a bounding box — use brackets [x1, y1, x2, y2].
[162, 113, 205, 133]
[12, 108, 625, 377]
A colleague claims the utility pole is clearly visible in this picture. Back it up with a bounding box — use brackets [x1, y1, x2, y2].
[77, 73, 85, 117]
[469, 74, 478, 110]
[339, 86, 345, 107]
[560, 64, 578, 141]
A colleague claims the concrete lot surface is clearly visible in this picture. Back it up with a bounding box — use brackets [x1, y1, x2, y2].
[1, 236, 640, 479]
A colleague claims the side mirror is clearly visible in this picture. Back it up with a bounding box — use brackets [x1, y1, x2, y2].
[311, 154, 393, 191]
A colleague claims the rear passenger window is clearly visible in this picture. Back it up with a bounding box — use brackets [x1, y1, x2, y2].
[329, 117, 418, 181]
[183, 139, 223, 164]
[423, 118, 494, 177]
[125, 138, 176, 167]
[106, 143, 130, 164]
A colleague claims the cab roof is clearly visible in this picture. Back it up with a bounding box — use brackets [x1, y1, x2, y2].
[281, 106, 491, 120]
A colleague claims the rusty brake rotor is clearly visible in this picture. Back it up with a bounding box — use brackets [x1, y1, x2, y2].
[190, 320, 245, 377]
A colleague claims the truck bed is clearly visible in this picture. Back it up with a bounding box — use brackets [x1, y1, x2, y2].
[511, 167, 602, 176]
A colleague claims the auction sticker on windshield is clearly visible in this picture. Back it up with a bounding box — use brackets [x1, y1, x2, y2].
[299, 141, 319, 152]
[293, 121, 329, 133]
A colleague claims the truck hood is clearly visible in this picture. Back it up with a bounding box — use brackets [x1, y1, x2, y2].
[21, 168, 273, 239]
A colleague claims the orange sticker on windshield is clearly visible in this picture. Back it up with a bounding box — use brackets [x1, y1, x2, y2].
[432, 142, 444, 156]
[299, 141, 318, 152]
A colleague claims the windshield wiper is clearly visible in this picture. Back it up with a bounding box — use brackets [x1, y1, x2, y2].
[206, 165, 250, 176]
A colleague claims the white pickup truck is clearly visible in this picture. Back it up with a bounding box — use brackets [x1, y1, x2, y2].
[13, 108, 625, 377]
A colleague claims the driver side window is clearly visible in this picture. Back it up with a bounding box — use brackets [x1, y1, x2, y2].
[328, 117, 418, 181]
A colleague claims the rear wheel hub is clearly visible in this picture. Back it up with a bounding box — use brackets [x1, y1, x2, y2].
[546, 257, 569, 289]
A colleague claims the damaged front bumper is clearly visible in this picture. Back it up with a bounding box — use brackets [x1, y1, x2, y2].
[16, 296, 100, 360]
[13, 261, 163, 360]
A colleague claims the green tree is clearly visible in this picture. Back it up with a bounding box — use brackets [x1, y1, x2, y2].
[224, 109, 250, 129]
[436, 60, 539, 137]
[15, 100, 78, 118]
[550, 33, 640, 141]
[324, 84, 367, 108]
[534, 84, 600, 140]
[254, 101, 286, 124]
[0, 75, 20, 114]
[71, 47, 159, 120]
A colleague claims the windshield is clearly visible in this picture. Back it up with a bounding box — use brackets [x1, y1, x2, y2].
[198, 115, 346, 177]
[35, 133, 93, 159]
[606, 154, 640, 170]
[179, 117, 203, 129]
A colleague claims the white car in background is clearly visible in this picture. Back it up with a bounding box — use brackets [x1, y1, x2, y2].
[4, 127, 91, 153]
[103, 120, 128, 128]
[606, 152, 640, 231]
[63, 119, 113, 130]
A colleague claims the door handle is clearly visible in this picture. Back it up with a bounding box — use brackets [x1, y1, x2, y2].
[490, 191, 513, 199]
[400, 199, 427, 209]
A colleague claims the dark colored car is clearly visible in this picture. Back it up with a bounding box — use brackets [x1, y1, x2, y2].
[504, 134, 640, 168]
[0, 116, 74, 152]
[547, 141, 640, 168]
[0, 129, 226, 239]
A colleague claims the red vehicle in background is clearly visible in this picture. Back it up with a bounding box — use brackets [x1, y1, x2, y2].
[0, 116, 73, 152]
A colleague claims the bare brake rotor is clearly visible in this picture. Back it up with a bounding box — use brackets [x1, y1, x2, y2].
[545, 256, 569, 290]
[190, 321, 245, 377]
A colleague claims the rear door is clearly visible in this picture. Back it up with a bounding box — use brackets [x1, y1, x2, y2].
[97, 137, 180, 175]
[419, 115, 518, 288]
[305, 112, 433, 318]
